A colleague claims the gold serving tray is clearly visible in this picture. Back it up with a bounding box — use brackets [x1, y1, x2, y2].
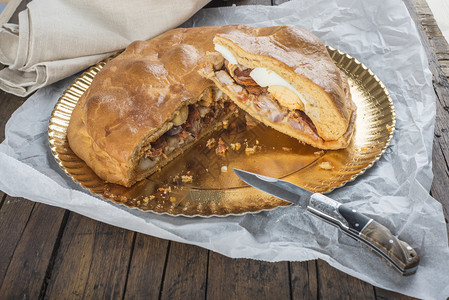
[48, 47, 395, 217]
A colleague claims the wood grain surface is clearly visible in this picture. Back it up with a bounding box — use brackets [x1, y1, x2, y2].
[404, 0, 449, 224]
[0, 0, 447, 299]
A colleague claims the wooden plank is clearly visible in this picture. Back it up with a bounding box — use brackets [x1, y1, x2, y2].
[316, 260, 374, 300]
[0, 196, 35, 287]
[436, 52, 449, 61]
[375, 287, 419, 300]
[0, 203, 66, 299]
[43, 213, 134, 299]
[421, 24, 443, 39]
[406, 0, 449, 223]
[273, 0, 289, 5]
[290, 260, 318, 300]
[438, 59, 449, 80]
[123, 233, 169, 299]
[0, 90, 26, 233]
[430, 36, 449, 55]
[417, 14, 439, 27]
[430, 93, 449, 220]
[207, 251, 290, 299]
[160, 242, 208, 299]
[0, 192, 5, 207]
[0, 90, 26, 143]
[0, 66, 26, 207]
[410, 0, 433, 15]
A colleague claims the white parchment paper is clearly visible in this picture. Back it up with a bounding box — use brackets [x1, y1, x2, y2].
[1, 1, 449, 298]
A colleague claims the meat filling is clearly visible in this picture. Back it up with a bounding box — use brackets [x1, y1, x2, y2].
[221, 60, 322, 141]
[138, 92, 236, 170]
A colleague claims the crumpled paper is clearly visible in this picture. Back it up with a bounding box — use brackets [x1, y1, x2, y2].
[1, 0, 449, 299]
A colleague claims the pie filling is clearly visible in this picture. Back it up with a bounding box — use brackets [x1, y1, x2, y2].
[137, 90, 235, 171]
[212, 46, 322, 143]
[223, 61, 321, 142]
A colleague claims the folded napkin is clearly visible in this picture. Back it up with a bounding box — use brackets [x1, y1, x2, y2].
[0, 0, 210, 96]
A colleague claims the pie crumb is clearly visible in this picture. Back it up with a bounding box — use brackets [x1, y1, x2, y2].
[143, 195, 155, 203]
[181, 175, 193, 183]
[157, 186, 171, 194]
[206, 138, 216, 149]
[215, 138, 228, 157]
[245, 146, 258, 155]
[230, 142, 241, 151]
[319, 161, 333, 170]
[222, 120, 229, 129]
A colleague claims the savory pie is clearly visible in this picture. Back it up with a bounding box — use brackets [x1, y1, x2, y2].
[67, 25, 356, 187]
[200, 25, 356, 149]
[67, 26, 240, 187]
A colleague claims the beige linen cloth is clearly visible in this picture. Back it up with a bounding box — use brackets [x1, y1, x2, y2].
[0, 0, 210, 96]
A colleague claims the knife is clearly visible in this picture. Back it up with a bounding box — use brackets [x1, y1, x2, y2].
[233, 168, 419, 275]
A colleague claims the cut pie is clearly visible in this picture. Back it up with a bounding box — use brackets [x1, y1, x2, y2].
[200, 25, 356, 149]
[67, 26, 240, 187]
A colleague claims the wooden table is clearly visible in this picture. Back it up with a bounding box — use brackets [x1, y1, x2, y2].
[1, 0, 448, 299]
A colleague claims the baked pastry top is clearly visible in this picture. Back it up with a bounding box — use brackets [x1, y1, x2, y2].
[68, 26, 243, 187]
[201, 25, 356, 149]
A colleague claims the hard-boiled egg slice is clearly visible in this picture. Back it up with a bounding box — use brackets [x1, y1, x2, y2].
[249, 67, 307, 111]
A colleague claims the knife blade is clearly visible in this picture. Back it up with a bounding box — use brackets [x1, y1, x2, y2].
[233, 168, 419, 275]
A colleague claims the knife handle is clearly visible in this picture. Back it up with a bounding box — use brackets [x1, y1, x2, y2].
[307, 193, 419, 275]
